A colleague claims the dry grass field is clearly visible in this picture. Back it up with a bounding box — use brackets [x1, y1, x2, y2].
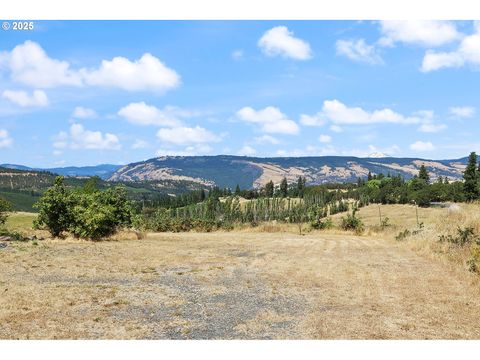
[1, 204, 480, 339]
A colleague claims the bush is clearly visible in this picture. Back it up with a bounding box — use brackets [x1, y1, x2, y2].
[33, 177, 74, 237]
[340, 210, 364, 234]
[310, 217, 333, 230]
[0, 196, 11, 227]
[34, 177, 133, 240]
[438, 226, 479, 246]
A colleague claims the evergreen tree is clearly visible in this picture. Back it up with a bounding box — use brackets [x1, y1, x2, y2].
[235, 184, 241, 196]
[265, 180, 274, 197]
[463, 152, 479, 201]
[297, 176, 305, 198]
[367, 172, 373, 181]
[280, 177, 288, 198]
[418, 165, 430, 184]
[200, 189, 206, 201]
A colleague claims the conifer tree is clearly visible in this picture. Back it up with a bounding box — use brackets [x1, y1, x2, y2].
[280, 177, 288, 198]
[265, 180, 274, 197]
[463, 152, 479, 201]
[418, 165, 430, 184]
[235, 184, 241, 196]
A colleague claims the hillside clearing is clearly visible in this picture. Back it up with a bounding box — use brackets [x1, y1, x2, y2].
[1, 227, 480, 339]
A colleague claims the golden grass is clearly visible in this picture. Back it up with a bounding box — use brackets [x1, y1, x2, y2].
[4, 212, 37, 232]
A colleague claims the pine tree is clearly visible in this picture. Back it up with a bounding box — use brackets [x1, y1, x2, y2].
[418, 165, 430, 184]
[280, 177, 288, 198]
[367, 172, 373, 181]
[297, 176, 305, 198]
[235, 184, 241, 196]
[463, 152, 479, 201]
[265, 180, 274, 197]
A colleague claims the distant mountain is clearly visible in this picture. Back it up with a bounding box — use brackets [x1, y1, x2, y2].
[0, 164, 122, 180]
[109, 155, 469, 189]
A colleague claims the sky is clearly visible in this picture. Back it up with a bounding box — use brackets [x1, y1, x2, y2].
[0, 20, 479, 167]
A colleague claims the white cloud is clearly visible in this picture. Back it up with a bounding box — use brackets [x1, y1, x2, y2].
[0, 41, 180, 92]
[53, 123, 121, 150]
[238, 145, 257, 156]
[317, 99, 424, 125]
[421, 26, 480, 72]
[330, 125, 343, 133]
[410, 141, 435, 152]
[156, 126, 220, 145]
[155, 144, 213, 157]
[0, 41, 82, 87]
[231, 50, 244, 60]
[449, 106, 475, 118]
[131, 139, 149, 149]
[300, 113, 325, 127]
[418, 123, 447, 133]
[72, 106, 97, 119]
[81, 53, 180, 92]
[318, 134, 332, 143]
[118, 102, 194, 127]
[236, 106, 300, 135]
[254, 135, 280, 145]
[379, 21, 461, 47]
[336, 39, 383, 64]
[258, 26, 312, 60]
[0, 129, 13, 148]
[2, 89, 48, 107]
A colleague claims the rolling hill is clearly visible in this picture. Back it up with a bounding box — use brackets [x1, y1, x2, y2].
[108, 155, 469, 189]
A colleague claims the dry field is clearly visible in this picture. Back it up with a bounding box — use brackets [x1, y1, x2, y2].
[1, 204, 480, 339]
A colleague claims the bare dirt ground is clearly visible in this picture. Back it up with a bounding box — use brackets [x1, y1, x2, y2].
[1, 229, 480, 339]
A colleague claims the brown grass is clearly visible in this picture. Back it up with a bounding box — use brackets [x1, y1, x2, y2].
[2, 206, 480, 339]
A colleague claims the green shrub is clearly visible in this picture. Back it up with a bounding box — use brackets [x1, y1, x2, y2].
[340, 210, 364, 234]
[438, 226, 479, 246]
[33, 177, 74, 237]
[310, 217, 333, 230]
[395, 229, 411, 241]
[0, 196, 11, 227]
[34, 177, 133, 240]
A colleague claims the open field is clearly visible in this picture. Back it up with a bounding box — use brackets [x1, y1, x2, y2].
[1, 204, 480, 339]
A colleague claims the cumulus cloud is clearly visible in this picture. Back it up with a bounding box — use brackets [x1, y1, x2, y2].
[131, 139, 149, 149]
[315, 99, 424, 125]
[155, 144, 213, 157]
[117, 102, 189, 127]
[330, 125, 343, 133]
[238, 145, 257, 156]
[449, 106, 475, 118]
[378, 21, 461, 47]
[421, 27, 480, 72]
[236, 106, 300, 135]
[72, 106, 97, 119]
[254, 135, 280, 145]
[0, 41, 180, 92]
[318, 134, 332, 143]
[418, 123, 447, 133]
[2, 89, 48, 107]
[335, 39, 383, 64]
[300, 113, 325, 127]
[0, 129, 13, 148]
[231, 50, 244, 60]
[53, 123, 121, 150]
[258, 26, 312, 60]
[0, 41, 82, 87]
[156, 126, 220, 145]
[410, 140, 435, 152]
[81, 53, 180, 92]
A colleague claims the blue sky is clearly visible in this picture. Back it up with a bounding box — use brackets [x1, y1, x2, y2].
[0, 20, 479, 167]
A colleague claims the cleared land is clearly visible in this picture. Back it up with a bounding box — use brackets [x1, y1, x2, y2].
[1, 205, 480, 339]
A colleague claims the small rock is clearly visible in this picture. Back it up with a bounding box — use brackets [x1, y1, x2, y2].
[0, 236, 12, 242]
[0, 243, 7, 250]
